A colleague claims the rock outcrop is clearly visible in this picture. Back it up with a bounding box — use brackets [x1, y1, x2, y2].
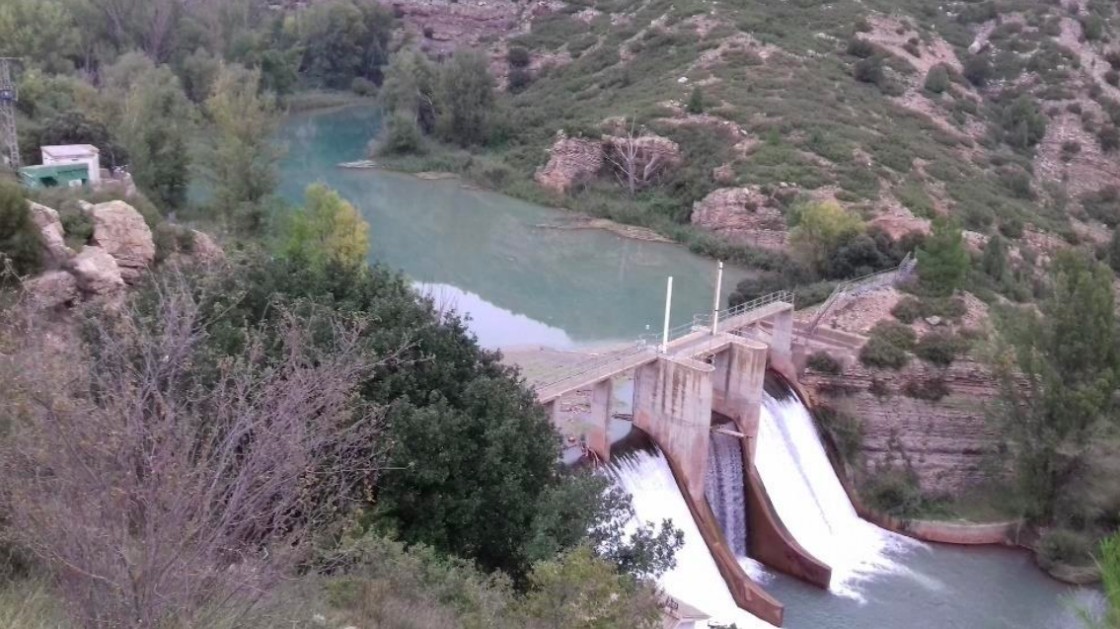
[802, 358, 1004, 495]
[23, 270, 79, 309]
[29, 202, 75, 267]
[690, 187, 789, 250]
[535, 133, 605, 194]
[69, 245, 126, 296]
[87, 201, 155, 283]
[188, 230, 225, 266]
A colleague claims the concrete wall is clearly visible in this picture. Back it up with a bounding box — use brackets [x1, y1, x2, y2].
[743, 455, 832, 589]
[711, 337, 768, 459]
[659, 441, 785, 627]
[633, 356, 714, 500]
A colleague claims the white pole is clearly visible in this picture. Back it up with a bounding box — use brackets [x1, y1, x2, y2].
[661, 276, 673, 353]
[711, 260, 724, 335]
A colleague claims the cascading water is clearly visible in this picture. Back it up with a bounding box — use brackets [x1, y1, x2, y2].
[705, 431, 748, 557]
[751, 389, 926, 600]
[609, 446, 776, 628]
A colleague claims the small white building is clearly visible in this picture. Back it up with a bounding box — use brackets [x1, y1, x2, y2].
[41, 145, 101, 185]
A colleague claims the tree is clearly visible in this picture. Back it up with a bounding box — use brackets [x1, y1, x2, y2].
[981, 233, 1009, 282]
[998, 94, 1047, 151]
[0, 0, 80, 73]
[284, 184, 370, 268]
[517, 546, 661, 629]
[917, 218, 969, 296]
[202, 63, 278, 233]
[604, 121, 678, 197]
[102, 53, 195, 210]
[0, 183, 41, 280]
[789, 201, 862, 273]
[924, 63, 951, 94]
[288, 0, 394, 88]
[379, 50, 438, 135]
[993, 251, 1119, 521]
[0, 275, 385, 628]
[435, 51, 496, 147]
[687, 85, 704, 114]
[963, 53, 992, 87]
[1109, 226, 1120, 274]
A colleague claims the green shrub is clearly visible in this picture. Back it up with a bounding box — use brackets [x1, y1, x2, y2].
[1037, 528, 1095, 569]
[1100, 126, 1120, 153]
[846, 37, 876, 58]
[508, 68, 532, 93]
[59, 209, 94, 250]
[376, 110, 426, 155]
[870, 320, 917, 350]
[891, 297, 924, 323]
[350, 77, 377, 97]
[0, 183, 43, 280]
[508, 45, 531, 69]
[868, 377, 891, 397]
[807, 350, 843, 375]
[924, 64, 951, 94]
[1082, 185, 1120, 227]
[1081, 15, 1104, 41]
[863, 468, 924, 518]
[853, 56, 884, 85]
[963, 54, 992, 86]
[860, 335, 910, 369]
[686, 86, 704, 114]
[816, 405, 863, 464]
[902, 375, 951, 401]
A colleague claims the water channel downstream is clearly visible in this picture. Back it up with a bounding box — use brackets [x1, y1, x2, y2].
[278, 106, 1097, 628]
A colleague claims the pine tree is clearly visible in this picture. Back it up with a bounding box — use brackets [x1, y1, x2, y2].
[917, 218, 970, 296]
[686, 85, 704, 114]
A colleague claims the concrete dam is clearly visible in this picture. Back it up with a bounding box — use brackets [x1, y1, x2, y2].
[528, 291, 916, 627]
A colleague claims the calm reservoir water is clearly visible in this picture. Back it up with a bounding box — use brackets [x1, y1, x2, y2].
[277, 107, 1099, 628]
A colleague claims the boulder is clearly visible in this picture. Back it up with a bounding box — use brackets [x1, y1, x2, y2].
[70, 246, 125, 295]
[535, 132, 605, 194]
[23, 270, 79, 309]
[188, 230, 224, 266]
[28, 202, 75, 267]
[690, 187, 789, 250]
[87, 200, 155, 283]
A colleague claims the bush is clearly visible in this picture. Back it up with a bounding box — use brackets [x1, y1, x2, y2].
[864, 469, 924, 518]
[1107, 70, 1120, 87]
[1038, 528, 1096, 569]
[807, 351, 843, 375]
[870, 320, 917, 350]
[1081, 15, 1104, 41]
[508, 45, 531, 69]
[860, 335, 910, 369]
[868, 377, 891, 397]
[376, 110, 426, 155]
[0, 183, 42, 280]
[853, 56, 884, 84]
[902, 375, 951, 401]
[924, 64, 951, 94]
[1083, 185, 1120, 227]
[351, 77, 377, 97]
[686, 86, 704, 114]
[508, 67, 532, 93]
[846, 37, 876, 58]
[1100, 126, 1120, 152]
[891, 297, 924, 323]
[59, 209, 94, 250]
[963, 54, 992, 86]
[816, 406, 863, 464]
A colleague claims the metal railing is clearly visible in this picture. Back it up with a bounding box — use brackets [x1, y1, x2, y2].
[528, 289, 796, 398]
[805, 253, 914, 335]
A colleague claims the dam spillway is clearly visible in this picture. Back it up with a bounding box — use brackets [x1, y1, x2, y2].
[706, 430, 748, 557]
[751, 389, 919, 600]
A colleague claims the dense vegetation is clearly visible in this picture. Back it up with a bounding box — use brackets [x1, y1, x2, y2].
[0, 1, 687, 625]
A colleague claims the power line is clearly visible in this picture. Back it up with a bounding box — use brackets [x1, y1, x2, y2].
[0, 58, 21, 171]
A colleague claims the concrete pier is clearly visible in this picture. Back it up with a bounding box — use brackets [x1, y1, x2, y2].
[633, 356, 714, 501]
[711, 336, 768, 460]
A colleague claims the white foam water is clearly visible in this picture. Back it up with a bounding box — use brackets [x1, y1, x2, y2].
[610, 448, 777, 628]
[752, 392, 925, 600]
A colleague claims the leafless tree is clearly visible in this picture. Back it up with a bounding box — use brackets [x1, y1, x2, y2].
[602, 121, 677, 197]
[0, 276, 389, 628]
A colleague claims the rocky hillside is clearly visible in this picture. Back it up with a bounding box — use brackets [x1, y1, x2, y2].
[388, 0, 1120, 266]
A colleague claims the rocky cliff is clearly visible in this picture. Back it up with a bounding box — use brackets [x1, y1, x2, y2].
[801, 358, 1004, 496]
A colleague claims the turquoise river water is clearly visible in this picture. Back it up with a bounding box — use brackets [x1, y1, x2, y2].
[277, 106, 1101, 628]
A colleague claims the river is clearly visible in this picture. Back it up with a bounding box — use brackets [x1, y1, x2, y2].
[277, 106, 1099, 628]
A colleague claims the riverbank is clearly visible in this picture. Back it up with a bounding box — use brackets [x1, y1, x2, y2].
[371, 144, 792, 272]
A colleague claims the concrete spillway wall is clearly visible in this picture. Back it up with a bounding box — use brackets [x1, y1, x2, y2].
[657, 435, 786, 627]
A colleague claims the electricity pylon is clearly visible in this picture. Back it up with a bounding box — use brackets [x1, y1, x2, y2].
[0, 58, 21, 171]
